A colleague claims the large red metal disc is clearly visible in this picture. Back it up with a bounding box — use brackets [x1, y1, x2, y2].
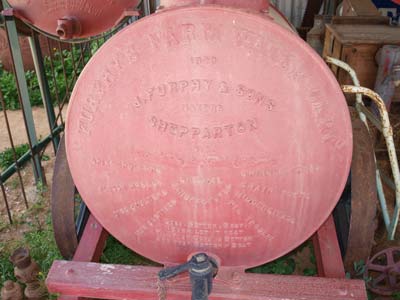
[160, 0, 269, 11]
[7, 0, 140, 39]
[159, 1, 294, 32]
[66, 6, 352, 268]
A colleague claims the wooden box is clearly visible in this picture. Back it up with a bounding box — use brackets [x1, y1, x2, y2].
[323, 24, 400, 93]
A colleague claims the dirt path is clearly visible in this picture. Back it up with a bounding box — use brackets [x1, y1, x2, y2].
[0, 107, 67, 151]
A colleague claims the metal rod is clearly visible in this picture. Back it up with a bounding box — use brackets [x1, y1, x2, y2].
[2, 2, 44, 183]
[46, 38, 64, 125]
[143, 0, 151, 16]
[325, 57, 366, 123]
[0, 89, 29, 209]
[0, 125, 63, 184]
[325, 56, 392, 232]
[0, 181, 12, 224]
[342, 85, 400, 240]
[29, 32, 60, 153]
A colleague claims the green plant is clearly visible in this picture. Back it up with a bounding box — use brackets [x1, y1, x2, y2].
[0, 185, 61, 290]
[248, 254, 296, 275]
[36, 179, 48, 194]
[0, 143, 29, 171]
[0, 43, 100, 111]
[101, 236, 159, 266]
[0, 69, 19, 110]
[23, 214, 62, 277]
[0, 143, 51, 173]
[303, 267, 317, 276]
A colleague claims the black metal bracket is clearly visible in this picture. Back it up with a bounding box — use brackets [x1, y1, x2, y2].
[159, 253, 218, 300]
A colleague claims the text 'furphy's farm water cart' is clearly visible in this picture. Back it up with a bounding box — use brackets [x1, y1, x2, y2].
[25, 0, 399, 299]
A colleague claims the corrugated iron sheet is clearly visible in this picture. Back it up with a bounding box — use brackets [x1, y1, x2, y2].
[270, 0, 308, 28]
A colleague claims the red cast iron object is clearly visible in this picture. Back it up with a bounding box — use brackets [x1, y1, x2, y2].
[5, 0, 140, 40]
[160, 0, 269, 11]
[159, 0, 295, 31]
[364, 247, 400, 296]
[65, 5, 352, 268]
[0, 281, 23, 300]
[10, 248, 40, 284]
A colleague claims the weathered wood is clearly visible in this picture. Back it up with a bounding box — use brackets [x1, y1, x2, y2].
[57, 215, 109, 300]
[338, 44, 380, 88]
[325, 24, 400, 45]
[323, 24, 400, 101]
[331, 16, 390, 25]
[47, 261, 367, 300]
[342, 0, 381, 16]
[312, 215, 346, 278]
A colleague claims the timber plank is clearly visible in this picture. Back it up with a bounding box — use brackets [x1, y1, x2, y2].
[326, 24, 400, 44]
[47, 261, 367, 300]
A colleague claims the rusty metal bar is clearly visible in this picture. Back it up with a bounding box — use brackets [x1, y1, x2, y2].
[342, 85, 400, 240]
[143, 0, 151, 16]
[57, 41, 71, 101]
[0, 90, 28, 210]
[325, 57, 393, 236]
[29, 31, 59, 153]
[0, 125, 63, 184]
[0, 181, 12, 223]
[2, 2, 44, 183]
[51, 42, 90, 125]
[46, 38, 64, 125]
[354, 103, 383, 132]
[325, 57, 366, 123]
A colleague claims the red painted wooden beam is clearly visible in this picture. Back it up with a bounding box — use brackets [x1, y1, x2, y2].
[312, 215, 346, 278]
[58, 214, 108, 300]
[47, 261, 367, 300]
[73, 214, 108, 262]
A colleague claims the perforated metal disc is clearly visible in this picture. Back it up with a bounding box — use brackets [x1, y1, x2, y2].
[66, 6, 352, 268]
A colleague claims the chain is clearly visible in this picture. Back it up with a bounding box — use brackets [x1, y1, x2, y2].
[157, 277, 167, 300]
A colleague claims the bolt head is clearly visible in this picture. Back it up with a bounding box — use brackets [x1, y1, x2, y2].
[195, 253, 207, 263]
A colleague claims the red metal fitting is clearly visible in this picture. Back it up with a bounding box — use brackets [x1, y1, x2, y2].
[56, 17, 81, 40]
[0, 281, 23, 300]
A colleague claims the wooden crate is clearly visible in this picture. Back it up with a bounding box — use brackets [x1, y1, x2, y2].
[323, 24, 400, 94]
[342, 0, 381, 16]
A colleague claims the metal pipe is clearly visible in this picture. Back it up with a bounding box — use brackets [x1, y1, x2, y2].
[325, 56, 392, 231]
[342, 85, 400, 240]
[143, 0, 151, 16]
[2, 1, 44, 183]
[325, 57, 366, 124]
[0, 89, 29, 210]
[29, 32, 60, 153]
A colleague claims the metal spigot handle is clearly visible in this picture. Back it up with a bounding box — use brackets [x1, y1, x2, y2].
[158, 253, 218, 300]
[158, 261, 192, 280]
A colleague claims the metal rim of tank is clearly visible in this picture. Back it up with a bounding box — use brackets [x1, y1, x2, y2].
[51, 135, 89, 259]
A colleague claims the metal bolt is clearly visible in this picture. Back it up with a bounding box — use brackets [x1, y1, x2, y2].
[195, 254, 207, 263]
